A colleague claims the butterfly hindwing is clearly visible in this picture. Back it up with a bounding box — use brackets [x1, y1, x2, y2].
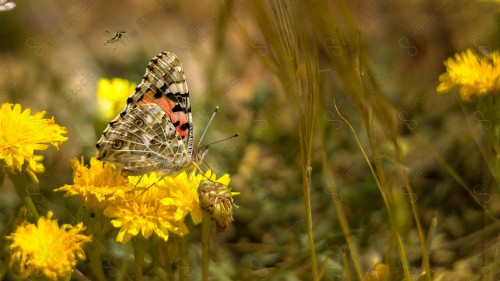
[97, 104, 189, 175]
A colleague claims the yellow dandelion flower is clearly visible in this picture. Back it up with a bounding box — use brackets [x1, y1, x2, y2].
[55, 157, 132, 208]
[97, 78, 136, 120]
[0, 103, 67, 183]
[7, 211, 91, 280]
[201, 170, 232, 186]
[437, 49, 500, 100]
[161, 170, 204, 224]
[104, 170, 210, 244]
[104, 184, 188, 243]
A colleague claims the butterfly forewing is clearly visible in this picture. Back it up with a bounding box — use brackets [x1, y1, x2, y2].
[96, 51, 195, 176]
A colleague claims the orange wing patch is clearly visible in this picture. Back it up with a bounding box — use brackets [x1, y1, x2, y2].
[138, 91, 189, 139]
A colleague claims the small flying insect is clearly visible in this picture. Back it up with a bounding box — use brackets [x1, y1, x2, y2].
[104, 31, 126, 45]
[0, 0, 15, 12]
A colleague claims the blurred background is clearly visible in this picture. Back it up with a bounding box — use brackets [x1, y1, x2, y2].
[1, 0, 500, 280]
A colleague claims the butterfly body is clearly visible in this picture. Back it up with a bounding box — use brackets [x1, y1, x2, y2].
[96, 51, 207, 176]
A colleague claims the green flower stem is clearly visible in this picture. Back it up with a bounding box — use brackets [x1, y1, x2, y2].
[133, 236, 147, 281]
[201, 211, 212, 281]
[477, 95, 500, 188]
[87, 239, 107, 281]
[78, 205, 111, 281]
[10, 172, 39, 220]
[156, 239, 175, 279]
[177, 236, 191, 281]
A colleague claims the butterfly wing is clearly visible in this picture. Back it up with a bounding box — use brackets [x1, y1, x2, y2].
[96, 51, 194, 175]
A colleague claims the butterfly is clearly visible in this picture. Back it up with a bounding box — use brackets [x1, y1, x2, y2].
[96, 51, 208, 176]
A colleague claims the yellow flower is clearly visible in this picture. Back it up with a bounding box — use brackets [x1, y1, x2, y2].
[55, 157, 132, 208]
[97, 78, 136, 120]
[161, 170, 204, 225]
[7, 211, 91, 280]
[0, 103, 67, 183]
[104, 179, 187, 244]
[437, 49, 500, 100]
[104, 171, 206, 244]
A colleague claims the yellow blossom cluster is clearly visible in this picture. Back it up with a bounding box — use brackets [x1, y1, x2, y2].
[97, 78, 136, 120]
[437, 49, 500, 100]
[7, 212, 91, 280]
[0, 103, 67, 182]
[56, 157, 229, 244]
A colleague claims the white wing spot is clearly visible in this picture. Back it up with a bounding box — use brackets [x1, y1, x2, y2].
[156, 80, 165, 88]
[139, 133, 153, 147]
[144, 114, 154, 124]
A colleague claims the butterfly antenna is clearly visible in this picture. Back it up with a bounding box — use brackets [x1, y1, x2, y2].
[198, 106, 219, 148]
[191, 162, 210, 178]
[199, 133, 239, 150]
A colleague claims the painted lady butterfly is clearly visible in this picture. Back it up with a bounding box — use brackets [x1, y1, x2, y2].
[96, 51, 208, 176]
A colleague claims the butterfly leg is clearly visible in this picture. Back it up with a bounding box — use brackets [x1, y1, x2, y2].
[124, 175, 167, 202]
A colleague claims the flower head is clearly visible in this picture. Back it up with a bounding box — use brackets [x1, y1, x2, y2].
[97, 78, 136, 120]
[55, 157, 132, 209]
[198, 171, 237, 233]
[7, 211, 91, 280]
[0, 103, 67, 182]
[104, 171, 204, 244]
[161, 170, 204, 225]
[437, 49, 500, 101]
